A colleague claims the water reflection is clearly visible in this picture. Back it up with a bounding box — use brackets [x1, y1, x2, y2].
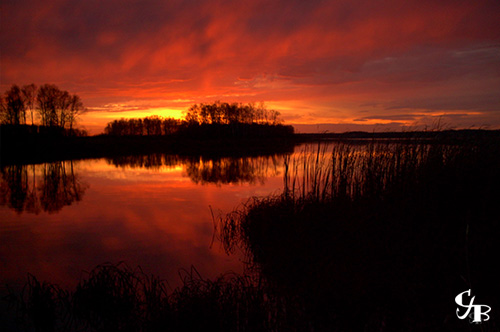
[0, 161, 87, 214]
[185, 156, 281, 185]
[106, 154, 282, 185]
[1, 153, 285, 214]
[106, 153, 180, 170]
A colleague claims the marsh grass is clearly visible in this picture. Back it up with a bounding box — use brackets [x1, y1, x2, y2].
[6, 263, 313, 331]
[7, 274, 70, 331]
[220, 137, 500, 331]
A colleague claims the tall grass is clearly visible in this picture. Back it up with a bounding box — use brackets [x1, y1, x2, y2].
[280, 141, 461, 202]
[219, 137, 500, 331]
[6, 263, 313, 331]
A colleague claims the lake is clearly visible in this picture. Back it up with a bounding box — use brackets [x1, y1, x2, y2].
[0, 152, 288, 292]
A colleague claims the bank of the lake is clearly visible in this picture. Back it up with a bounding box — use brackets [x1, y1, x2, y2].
[2, 124, 499, 166]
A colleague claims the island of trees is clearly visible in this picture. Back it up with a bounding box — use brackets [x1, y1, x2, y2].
[0, 83, 86, 136]
[104, 101, 294, 139]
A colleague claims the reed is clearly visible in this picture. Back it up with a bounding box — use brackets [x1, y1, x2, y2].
[6, 263, 312, 331]
[219, 137, 500, 330]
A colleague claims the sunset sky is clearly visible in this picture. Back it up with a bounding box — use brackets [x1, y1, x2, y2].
[1, 0, 499, 134]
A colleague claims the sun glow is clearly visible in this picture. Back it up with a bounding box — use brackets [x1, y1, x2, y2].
[140, 107, 185, 119]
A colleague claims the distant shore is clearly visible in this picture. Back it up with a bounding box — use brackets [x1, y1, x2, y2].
[0, 125, 298, 166]
[1, 124, 499, 166]
[295, 128, 500, 141]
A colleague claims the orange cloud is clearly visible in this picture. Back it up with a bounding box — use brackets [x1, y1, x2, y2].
[1, 0, 499, 133]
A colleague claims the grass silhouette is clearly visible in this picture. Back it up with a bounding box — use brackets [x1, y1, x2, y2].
[7, 263, 302, 331]
[220, 135, 500, 331]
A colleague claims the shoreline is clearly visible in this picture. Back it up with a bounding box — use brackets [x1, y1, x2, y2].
[2, 126, 499, 166]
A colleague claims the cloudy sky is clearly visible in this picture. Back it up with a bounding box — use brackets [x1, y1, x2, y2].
[1, 0, 499, 133]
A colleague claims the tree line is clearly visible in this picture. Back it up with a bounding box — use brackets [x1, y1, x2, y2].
[104, 116, 181, 136]
[184, 101, 281, 125]
[104, 102, 293, 138]
[0, 84, 85, 133]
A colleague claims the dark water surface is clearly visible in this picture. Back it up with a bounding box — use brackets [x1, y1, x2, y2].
[0, 153, 286, 291]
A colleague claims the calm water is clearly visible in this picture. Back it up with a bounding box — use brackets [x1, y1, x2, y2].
[0, 153, 288, 291]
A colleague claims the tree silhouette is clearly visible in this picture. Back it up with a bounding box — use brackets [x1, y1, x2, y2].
[0, 83, 86, 133]
[1, 85, 26, 125]
[183, 101, 282, 125]
[36, 83, 77, 128]
[67, 94, 84, 134]
[104, 116, 182, 136]
[103, 102, 291, 138]
[21, 84, 37, 126]
[37, 84, 59, 127]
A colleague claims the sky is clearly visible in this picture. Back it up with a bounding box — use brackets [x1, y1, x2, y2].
[1, 0, 499, 134]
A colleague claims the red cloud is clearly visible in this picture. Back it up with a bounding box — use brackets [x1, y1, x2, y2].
[1, 0, 499, 132]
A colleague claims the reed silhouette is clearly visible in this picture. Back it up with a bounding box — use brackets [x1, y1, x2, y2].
[220, 137, 500, 331]
[6, 263, 297, 331]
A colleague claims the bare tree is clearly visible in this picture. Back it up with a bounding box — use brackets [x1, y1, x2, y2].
[67, 94, 84, 134]
[56, 90, 71, 129]
[21, 84, 37, 125]
[1, 83, 85, 134]
[36, 84, 83, 130]
[37, 84, 59, 127]
[0, 96, 6, 124]
[184, 104, 200, 124]
[2, 85, 25, 125]
[162, 117, 180, 135]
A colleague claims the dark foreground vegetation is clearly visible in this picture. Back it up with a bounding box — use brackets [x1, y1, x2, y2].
[4, 263, 277, 332]
[220, 136, 500, 331]
[4, 135, 499, 331]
